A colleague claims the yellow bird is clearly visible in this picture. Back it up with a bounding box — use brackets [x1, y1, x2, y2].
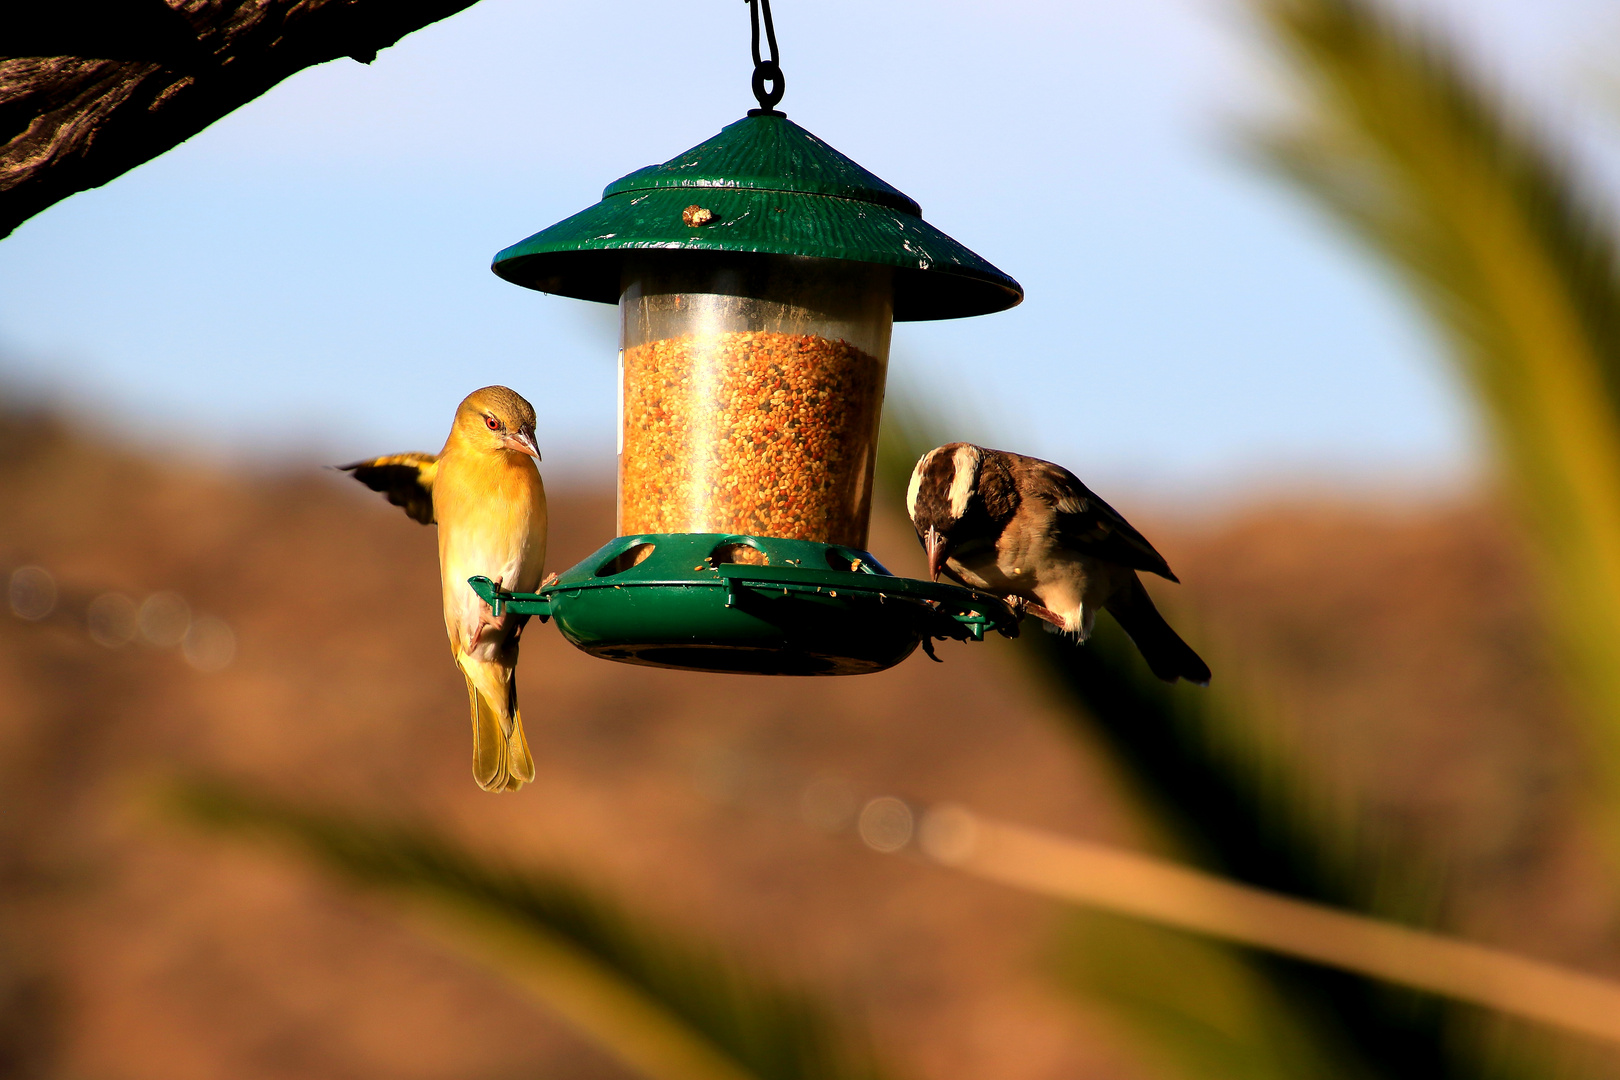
[342, 386, 547, 793]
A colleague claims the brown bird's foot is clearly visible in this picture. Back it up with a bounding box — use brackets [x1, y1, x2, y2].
[1008, 596, 1066, 630]
[540, 571, 558, 589]
[1029, 604, 1065, 629]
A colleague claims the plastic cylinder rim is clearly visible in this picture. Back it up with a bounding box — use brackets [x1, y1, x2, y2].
[491, 113, 1023, 322]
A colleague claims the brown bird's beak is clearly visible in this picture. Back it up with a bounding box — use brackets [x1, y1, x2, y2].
[504, 426, 541, 461]
[924, 525, 947, 582]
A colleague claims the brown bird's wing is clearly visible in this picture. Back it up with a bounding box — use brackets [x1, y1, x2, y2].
[1107, 575, 1210, 684]
[340, 452, 438, 524]
[1020, 457, 1179, 582]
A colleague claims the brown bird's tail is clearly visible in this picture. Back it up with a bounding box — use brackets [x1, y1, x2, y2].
[457, 656, 537, 793]
[1106, 575, 1212, 686]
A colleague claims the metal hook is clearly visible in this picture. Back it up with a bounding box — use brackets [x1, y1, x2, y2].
[746, 0, 785, 116]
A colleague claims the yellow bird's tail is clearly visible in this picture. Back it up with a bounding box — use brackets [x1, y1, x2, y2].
[457, 655, 536, 793]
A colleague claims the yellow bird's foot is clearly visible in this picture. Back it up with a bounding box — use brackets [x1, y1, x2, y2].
[469, 575, 510, 648]
[472, 610, 510, 649]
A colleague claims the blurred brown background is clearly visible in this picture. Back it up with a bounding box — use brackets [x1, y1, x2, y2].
[3, 408, 1610, 1080]
[9, 0, 1620, 1076]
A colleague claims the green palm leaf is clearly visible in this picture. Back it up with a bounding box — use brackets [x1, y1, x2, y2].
[879, 400, 1574, 1077]
[1251, 0, 1620, 852]
[1027, 619, 1568, 1080]
[881, 0, 1620, 1068]
[166, 778, 891, 1080]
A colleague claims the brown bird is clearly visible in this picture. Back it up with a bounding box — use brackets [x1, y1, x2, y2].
[907, 443, 1210, 685]
[342, 386, 548, 791]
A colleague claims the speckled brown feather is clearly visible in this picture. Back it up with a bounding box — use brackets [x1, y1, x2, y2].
[907, 442, 1208, 685]
[977, 450, 1020, 523]
[1005, 452, 1177, 582]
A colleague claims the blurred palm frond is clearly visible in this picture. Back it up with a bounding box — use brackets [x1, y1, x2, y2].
[165, 778, 891, 1080]
[876, 409, 1576, 1077]
[1027, 622, 1579, 1080]
[1052, 910, 1362, 1080]
[1250, 0, 1620, 849]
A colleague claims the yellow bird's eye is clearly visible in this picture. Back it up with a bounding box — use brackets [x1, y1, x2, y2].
[485, 416, 501, 431]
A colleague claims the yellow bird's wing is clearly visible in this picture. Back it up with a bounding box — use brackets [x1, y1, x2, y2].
[340, 452, 439, 524]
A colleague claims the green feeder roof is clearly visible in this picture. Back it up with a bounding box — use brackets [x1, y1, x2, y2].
[492, 113, 1023, 321]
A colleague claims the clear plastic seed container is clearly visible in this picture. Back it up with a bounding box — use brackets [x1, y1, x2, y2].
[617, 254, 893, 549]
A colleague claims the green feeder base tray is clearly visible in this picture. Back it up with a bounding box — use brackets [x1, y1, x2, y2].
[468, 533, 1020, 676]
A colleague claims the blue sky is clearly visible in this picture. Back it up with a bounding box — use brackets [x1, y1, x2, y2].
[2, 0, 1616, 495]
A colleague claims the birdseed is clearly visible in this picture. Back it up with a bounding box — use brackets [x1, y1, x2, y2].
[619, 330, 884, 547]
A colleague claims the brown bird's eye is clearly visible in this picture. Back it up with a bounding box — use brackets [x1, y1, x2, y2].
[485, 415, 500, 431]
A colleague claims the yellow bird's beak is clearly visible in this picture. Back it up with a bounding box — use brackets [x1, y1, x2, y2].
[504, 426, 541, 461]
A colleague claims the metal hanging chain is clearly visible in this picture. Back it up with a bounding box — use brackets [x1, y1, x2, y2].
[746, 0, 785, 116]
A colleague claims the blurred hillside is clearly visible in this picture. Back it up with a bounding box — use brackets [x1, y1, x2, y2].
[1, 407, 1615, 1080]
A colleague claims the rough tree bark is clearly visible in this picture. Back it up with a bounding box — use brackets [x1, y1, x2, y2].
[0, 0, 486, 239]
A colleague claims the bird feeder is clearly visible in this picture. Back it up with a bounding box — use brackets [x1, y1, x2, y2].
[480, 0, 1023, 675]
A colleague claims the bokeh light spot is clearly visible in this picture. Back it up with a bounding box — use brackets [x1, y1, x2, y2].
[139, 591, 191, 647]
[858, 797, 914, 853]
[87, 593, 139, 648]
[919, 804, 979, 866]
[182, 616, 236, 672]
[8, 567, 56, 621]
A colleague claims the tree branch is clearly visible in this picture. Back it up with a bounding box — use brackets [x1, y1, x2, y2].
[0, 0, 485, 239]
